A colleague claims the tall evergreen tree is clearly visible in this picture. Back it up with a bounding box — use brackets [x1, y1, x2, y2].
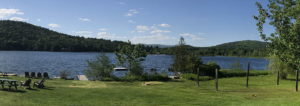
[172, 37, 190, 74]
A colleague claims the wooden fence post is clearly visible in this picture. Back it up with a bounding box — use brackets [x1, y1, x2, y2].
[215, 68, 218, 91]
[197, 68, 200, 87]
[246, 62, 250, 88]
[277, 70, 280, 85]
[296, 70, 299, 92]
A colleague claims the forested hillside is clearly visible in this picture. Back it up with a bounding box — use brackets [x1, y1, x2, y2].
[0, 20, 267, 56]
[197, 40, 268, 56]
[159, 40, 268, 57]
[0, 20, 127, 52]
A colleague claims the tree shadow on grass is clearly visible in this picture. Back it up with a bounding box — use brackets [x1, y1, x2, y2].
[40, 86, 55, 90]
[25, 88, 39, 91]
[220, 90, 255, 93]
[166, 80, 185, 82]
[285, 78, 296, 81]
[1, 88, 26, 93]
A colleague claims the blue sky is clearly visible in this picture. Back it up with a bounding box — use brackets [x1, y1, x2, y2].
[0, 0, 269, 47]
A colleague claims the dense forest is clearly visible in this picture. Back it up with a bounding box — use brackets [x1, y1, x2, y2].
[0, 20, 267, 57]
[159, 40, 268, 57]
[0, 20, 127, 52]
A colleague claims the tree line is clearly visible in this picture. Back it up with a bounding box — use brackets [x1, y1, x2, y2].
[0, 20, 267, 57]
[158, 40, 268, 57]
[0, 20, 127, 52]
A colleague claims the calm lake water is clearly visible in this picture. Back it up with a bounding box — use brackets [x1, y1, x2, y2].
[0, 51, 269, 77]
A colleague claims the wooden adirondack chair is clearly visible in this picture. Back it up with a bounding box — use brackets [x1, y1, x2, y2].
[20, 79, 32, 89]
[33, 79, 45, 88]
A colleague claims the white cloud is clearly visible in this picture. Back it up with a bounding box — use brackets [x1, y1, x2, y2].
[180, 33, 204, 40]
[126, 9, 139, 17]
[98, 28, 108, 31]
[0, 8, 24, 19]
[9, 17, 28, 21]
[74, 31, 93, 37]
[159, 23, 171, 28]
[131, 24, 175, 45]
[79, 18, 91, 22]
[128, 20, 136, 24]
[48, 23, 60, 28]
[150, 29, 170, 34]
[136, 25, 150, 32]
[97, 32, 127, 40]
[37, 19, 41, 22]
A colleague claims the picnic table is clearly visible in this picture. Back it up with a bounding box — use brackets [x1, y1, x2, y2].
[0, 79, 18, 90]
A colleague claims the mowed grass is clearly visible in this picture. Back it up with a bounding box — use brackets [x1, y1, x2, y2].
[0, 75, 300, 106]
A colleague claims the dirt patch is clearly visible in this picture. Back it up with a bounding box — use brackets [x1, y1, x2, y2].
[142, 81, 163, 86]
[68, 81, 107, 88]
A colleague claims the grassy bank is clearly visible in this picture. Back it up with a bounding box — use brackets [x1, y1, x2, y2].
[1, 74, 300, 105]
[220, 69, 270, 77]
[182, 70, 270, 81]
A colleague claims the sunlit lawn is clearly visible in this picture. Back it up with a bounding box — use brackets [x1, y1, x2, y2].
[0, 74, 300, 106]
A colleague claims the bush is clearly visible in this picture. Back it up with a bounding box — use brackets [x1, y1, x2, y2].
[181, 73, 214, 81]
[142, 73, 170, 81]
[219, 70, 269, 78]
[129, 61, 143, 76]
[198, 62, 221, 77]
[268, 55, 293, 79]
[117, 75, 144, 81]
[59, 70, 71, 79]
[182, 70, 269, 81]
[100, 77, 116, 81]
[84, 53, 114, 80]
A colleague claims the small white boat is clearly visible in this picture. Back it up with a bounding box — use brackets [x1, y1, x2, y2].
[75, 75, 89, 81]
[112, 67, 128, 77]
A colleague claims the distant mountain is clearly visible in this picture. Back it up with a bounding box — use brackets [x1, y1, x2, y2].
[159, 40, 268, 57]
[196, 40, 268, 57]
[213, 40, 267, 50]
[0, 20, 127, 52]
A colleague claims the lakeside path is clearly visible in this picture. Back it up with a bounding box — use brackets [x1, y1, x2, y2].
[1, 75, 300, 106]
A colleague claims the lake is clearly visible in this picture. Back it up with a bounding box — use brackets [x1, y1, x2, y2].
[0, 51, 269, 77]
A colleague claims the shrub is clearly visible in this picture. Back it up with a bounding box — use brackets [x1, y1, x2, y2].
[118, 75, 144, 81]
[129, 61, 143, 76]
[142, 73, 170, 81]
[268, 55, 293, 79]
[198, 62, 221, 77]
[219, 70, 269, 78]
[84, 53, 114, 80]
[59, 70, 71, 79]
[181, 73, 214, 81]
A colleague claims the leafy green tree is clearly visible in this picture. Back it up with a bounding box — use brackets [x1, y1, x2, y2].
[172, 37, 190, 74]
[59, 70, 71, 80]
[129, 61, 144, 76]
[191, 61, 221, 77]
[187, 53, 203, 73]
[116, 41, 147, 76]
[84, 53, 114, 80]
[254, 0, 300, 70]
[269, 55, 293, 79]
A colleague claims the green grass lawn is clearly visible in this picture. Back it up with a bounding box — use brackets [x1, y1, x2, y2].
[1, 75, 300, 106]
